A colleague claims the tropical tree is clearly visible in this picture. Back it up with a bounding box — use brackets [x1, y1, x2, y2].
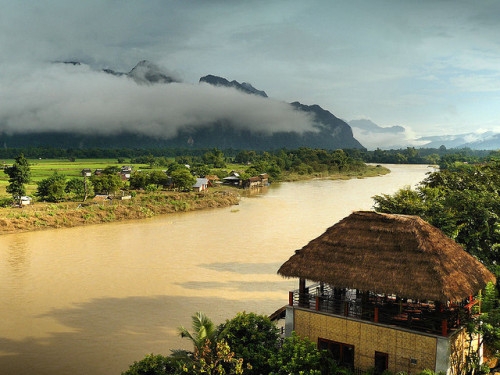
[121, 353, 180, 375]
[176, 312, 246, 375]
[65, 177, 92, 201]
[268, 332, 323, 375]
[36, 172, 67, 202]
[171, 169, 196, 191]
[4, 153, 31, 202]
[91, 174, 124, 195]
[182, 339, 245, 375]
[178, 312, 219, 354]
[218, 312, 279, 375]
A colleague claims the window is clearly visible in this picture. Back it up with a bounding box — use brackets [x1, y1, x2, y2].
[318, 338, 355, 369]
[374, 351, 388, 374]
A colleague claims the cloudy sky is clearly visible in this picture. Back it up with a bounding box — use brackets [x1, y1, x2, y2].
[1, 0, 500, 141]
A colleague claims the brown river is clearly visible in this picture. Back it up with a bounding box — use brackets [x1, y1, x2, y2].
[0, 164, 431, 375]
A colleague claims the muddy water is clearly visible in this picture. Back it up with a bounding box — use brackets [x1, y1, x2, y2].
[0, 164, 431, 375]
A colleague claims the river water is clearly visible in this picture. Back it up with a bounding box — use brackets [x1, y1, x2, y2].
[0, 164, 431, 375]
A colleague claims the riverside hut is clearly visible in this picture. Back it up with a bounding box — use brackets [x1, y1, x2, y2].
[278, 211, 495, 375]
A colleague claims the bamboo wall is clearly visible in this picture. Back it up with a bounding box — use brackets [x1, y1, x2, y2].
[294, 309, 438, 373]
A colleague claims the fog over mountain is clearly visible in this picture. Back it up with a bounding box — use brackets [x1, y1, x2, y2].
[0, 61, 363, 149]
[349, 119, 425, 150]
[0, 62, 316, 138]
[417, 131, 500, 149]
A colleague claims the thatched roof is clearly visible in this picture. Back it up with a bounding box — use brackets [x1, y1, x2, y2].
[278, 211, 496, 302]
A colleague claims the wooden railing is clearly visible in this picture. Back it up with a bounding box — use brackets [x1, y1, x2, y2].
[289, 284, 469, 336]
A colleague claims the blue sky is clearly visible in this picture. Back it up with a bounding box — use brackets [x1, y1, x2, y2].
[1, 0, 499, 138]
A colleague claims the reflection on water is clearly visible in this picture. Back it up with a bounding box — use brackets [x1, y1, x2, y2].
[6, 237, 30, 275]
[0, 164, 430, 375]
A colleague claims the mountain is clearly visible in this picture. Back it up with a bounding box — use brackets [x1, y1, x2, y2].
[200, 75, 268, 97]
[349, 119, 405, 134]
[417, 131, 498, 149]
[348, 119, 414, 150]
[103, 60, 178, 84]
[0, 66, 364, 150]
[197, 75, 362, 149]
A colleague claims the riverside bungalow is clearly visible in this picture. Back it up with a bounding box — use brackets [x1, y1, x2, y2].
[222, 175, 242, 186]
[244, 176, 261, 188]
[278, 211, 495, 375]
[192, 178, 209, 192]
[259, 173, 269, 185]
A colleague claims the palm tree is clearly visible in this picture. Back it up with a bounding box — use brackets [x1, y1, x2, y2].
[173, 312, 219, 358]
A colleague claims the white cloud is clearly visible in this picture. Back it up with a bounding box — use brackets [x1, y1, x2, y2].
[0, 63, 315, 137]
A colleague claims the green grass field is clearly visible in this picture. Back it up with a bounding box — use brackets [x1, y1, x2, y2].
[0, 159, 149, 197]
[0, 158, 388, 198]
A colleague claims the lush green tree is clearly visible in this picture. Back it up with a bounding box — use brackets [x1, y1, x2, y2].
[91, 174, 124, 195]
[130, 171, 149, 189]
[148, 170, 170, 188]
[176, 313, 246, 375]
[219, 312, 279, 375]
[203, 148, 226, 168]
[4, 153, 31, 201]
[191, 164, 211, 177]
[65, 177, 93, 200]
[36, 173, 67, 202]
[121, 353, 180, 375]
[102, 165, 121, 175]
[167, 162, 189, 175]
[171, 169, 196, 192]
[268, 332, 323, 375]
[182, 339, 245, 375]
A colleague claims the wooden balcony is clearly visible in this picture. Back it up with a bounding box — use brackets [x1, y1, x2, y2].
[289, 284, 473, 336]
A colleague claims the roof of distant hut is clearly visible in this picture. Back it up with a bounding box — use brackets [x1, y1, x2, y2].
[278, 211, 496, 303]
[192, 178, 209, 188]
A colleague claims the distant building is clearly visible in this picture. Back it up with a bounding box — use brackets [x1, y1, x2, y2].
[192, 178, 209, 192]
[81, 168, 92, 177]
[19, 196, 32, 205]
[222, 175, 242, 186]
[121, 165, 133, 173]
[259, 173, 269, 185]
[94, 169, 103, 176]
[243, 176, 261, 188]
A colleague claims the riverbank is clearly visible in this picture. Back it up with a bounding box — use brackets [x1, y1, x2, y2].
[0, 165, 390, 235]
[0, 189, 239, 235]
[279, 164, 390, 181]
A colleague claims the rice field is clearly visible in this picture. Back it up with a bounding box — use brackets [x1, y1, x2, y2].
[0, 158, 148, 197]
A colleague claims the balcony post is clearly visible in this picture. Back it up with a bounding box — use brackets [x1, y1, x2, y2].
[315, 296, 320, 311]
[442, 319, 448, 336]
[289, 291, 293, 306]
[299, 278, 309, 308]
[299, 278, 306, 294]
[374, 307, 379, 323]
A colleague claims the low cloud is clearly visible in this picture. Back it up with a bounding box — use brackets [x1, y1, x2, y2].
[351, 125, 427, 150]
[0, 63, 315, 138]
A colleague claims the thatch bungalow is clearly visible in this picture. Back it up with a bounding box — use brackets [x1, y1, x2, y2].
[278, 211, 495, 375]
